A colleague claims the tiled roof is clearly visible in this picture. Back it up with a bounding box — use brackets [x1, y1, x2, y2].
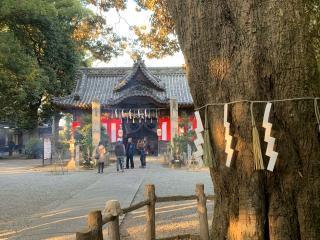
[53, 63, 193, 109]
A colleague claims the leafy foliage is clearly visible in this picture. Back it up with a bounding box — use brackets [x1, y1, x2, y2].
[0, 0, 124, 129]
[133, 0, 179, 58]
[74, 115, 109, 162]
[172, 113, 196, 158]
[89, 0, 179, 58]
[25, 138, 43, 158]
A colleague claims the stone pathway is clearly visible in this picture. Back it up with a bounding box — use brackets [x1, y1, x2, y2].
[0, 157, 213, 240]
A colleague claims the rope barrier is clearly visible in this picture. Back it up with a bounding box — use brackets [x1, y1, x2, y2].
[195, 97, 320, 111]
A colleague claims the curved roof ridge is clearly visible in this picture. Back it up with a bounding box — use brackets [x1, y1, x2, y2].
[113, 60, 165, 92]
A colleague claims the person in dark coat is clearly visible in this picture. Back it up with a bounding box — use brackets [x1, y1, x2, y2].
[8, 141, 15, 156]
[139, 137, 147, 168]
[126, 138, 135, 169]
[115, 139, 125, 172]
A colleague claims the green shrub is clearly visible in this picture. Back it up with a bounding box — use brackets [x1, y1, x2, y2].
[25, 138, 43, 159]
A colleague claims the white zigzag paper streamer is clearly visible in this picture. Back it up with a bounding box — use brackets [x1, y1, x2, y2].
[262, 103, 278, 172]
[224, 104, 234, 167]
[195, 111, 204, 133]
[193, 111, 204, 160]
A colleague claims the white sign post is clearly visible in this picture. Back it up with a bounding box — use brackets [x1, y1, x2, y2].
[43, 138, 51, 166]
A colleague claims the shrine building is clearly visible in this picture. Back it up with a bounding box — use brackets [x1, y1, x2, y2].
[53, 60, 197, 154]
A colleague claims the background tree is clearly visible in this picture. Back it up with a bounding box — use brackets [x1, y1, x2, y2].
[74, 115, 108, 163]
[99, 0, 320, 238]
[0, 0, 124, 129]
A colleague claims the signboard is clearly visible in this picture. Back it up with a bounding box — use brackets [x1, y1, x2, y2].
[43, 138, 51, 160]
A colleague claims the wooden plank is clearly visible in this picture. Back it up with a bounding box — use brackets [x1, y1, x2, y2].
[156, 195, 197, 202]
[207, 195, 216, 201]
[122, 200, 150, 214]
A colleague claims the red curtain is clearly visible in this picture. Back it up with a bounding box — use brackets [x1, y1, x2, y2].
[101, 117, 121, 143]
[158, 117, 171, 141]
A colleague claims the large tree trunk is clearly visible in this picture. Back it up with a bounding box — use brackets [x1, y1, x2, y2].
[166, 0, 320, 239]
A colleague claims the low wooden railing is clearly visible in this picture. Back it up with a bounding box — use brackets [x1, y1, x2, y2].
[76, 183, 215, 240]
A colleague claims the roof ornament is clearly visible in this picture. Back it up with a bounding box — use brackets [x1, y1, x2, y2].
[73, 94, 80, 101]
[133, 55, 144, 66]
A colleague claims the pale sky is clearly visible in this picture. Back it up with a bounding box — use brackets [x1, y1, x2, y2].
[91, 0, 185, 67]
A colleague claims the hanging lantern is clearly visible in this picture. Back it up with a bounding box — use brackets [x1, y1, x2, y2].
[129, 109, 132, 119]
[157, 128, 162, 137]
[121, 109, 124, 118]
[115, 109, 118, 118]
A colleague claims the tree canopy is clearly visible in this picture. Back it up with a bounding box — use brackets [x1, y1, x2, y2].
[0, 0, 124, 129]
[95, 0, 320, 62]
[1, 0, 320, 129]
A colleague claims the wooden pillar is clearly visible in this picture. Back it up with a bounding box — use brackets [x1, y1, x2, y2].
[196, 184, 209, 240]
[145, 184, 156, 240]
[92, 99, 101, 147]
[170, 98, 178, 142]
[76, 210, 103, 240]
[108, 216, 120, 240]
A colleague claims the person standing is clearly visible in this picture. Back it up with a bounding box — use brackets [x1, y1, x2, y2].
[115, 139, 125, 172]
[126, 138, 135, 169]
[96, 141, 106, 174]
[138, 137, 147, 168]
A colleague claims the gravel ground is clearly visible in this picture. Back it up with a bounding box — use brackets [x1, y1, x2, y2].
[0, 158, 214, 240]
[119, 161, 214, 240]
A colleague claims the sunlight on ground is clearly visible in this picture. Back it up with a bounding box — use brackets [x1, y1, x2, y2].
[126, 220, 198, 235]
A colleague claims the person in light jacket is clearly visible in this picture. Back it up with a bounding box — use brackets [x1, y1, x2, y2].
[96, 141, 106, 174]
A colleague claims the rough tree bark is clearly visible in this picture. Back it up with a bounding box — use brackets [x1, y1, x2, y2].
[166, 1, 320, 239]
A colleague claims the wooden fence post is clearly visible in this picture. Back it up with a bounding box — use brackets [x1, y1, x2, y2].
[88, 210, 103, 240]
[145, 184, 156, 240]
[196, 184, 209, 240]
[76, 210, 103, 240]
[108, 216, 120, 240]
